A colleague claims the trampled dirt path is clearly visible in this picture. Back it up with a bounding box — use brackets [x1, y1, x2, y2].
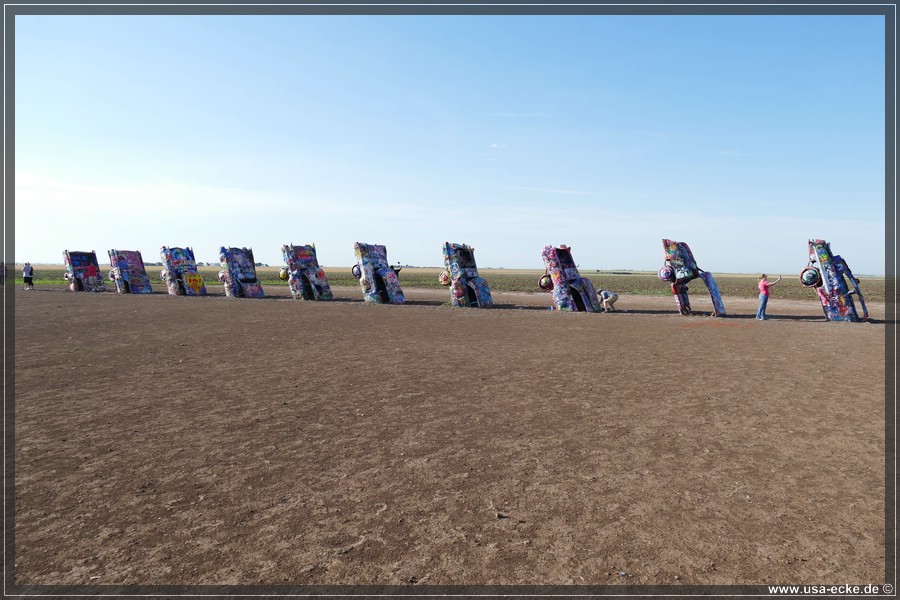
[12, 284, 887, 586]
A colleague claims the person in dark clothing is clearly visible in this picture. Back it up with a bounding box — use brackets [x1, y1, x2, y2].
[22, 262, 34, 290]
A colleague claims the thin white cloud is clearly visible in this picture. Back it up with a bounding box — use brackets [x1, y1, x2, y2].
[504, 186, 596, 196]
[487, 112, 550, 118]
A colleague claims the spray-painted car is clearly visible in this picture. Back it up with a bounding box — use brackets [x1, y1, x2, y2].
[352, 242, 405, 304]
[657, 239, 725, 316]
[439, 242, 493, 308]
[107, 249, 153, 294]
[217, 246, 265, 299]
[799, 239, 868, 322]
[538, 244, 602, 312]
[63, 250, 107, 292]
[160, 246, 207, 296]
[281, 243, 332, 301]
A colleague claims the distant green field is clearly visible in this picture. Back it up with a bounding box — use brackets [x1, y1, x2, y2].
[10, 265, 887, 302]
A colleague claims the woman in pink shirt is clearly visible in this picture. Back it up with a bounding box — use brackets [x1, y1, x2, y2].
[756, 273, 782, 320]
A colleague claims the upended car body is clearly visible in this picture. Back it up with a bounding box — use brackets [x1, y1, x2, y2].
[352, 242, 405, 304]
[218, 246, 265, 299]
[107, 249, 153, 294]
[657, 239, 725, 317]
[63, 250, 107, 292]
[160, 246, 207, 296]
[440, 242, 493, 308]
[539, 244, 602, 312]
[281, 243, 333, 301]
[800, 239, 868, 322]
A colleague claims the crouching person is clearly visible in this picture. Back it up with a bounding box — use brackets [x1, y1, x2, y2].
[597, 289, 619, 312]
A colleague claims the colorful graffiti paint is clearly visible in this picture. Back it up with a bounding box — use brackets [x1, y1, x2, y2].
[440, 242, 493, 308]
[657, 239, 725, 316]
[107, 249, 153, 294]
[800, 239, 868, 322]
[281, 243, 333, 301]
[218, 247, 265, 299]
[539, 245, 602, 312]
[160, 246, 207, 296]
[63, 250, 107, 292]
[352, 242, 405, 304]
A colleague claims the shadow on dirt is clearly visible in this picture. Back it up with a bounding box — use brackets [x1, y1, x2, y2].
[726, 313, 825, 322]
[612, 309, 678, 316]
[401, 299, 446, 307]
[491, 303, 549, 311]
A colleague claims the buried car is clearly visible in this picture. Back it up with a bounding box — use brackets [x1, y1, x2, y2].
[657, 239, 725, 317]
[63, 250, 107, 292]
[160, 246, 207, 296]
[281, 243, 333, 301]
[352, 242, 404, 304]
[539, 244, 602, 312]
[439, 242, 493, 308]
[108, 249, 153, 294]
[800, 239, 868, 322]
[218, 246, 265, 299]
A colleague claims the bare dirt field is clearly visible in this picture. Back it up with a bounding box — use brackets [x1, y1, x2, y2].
[12, 283, 887, 588]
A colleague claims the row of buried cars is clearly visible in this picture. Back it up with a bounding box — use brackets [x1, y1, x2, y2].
[63, 243, 488, 307]
[60, 238, 869, 322]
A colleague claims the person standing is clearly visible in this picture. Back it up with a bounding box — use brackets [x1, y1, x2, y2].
[22, 262, 34, 290]
[756, 274, 781, 320]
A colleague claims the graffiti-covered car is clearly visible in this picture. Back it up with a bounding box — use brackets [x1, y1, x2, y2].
[281, 243, 332, 301]
[539, 244, 602, 312]
[800, 239, 868, 322]
[63, 250, 107, 292]
[439, 242, 492, 308]
[160, 246, 207, 296]
[108, 249, 153, 294]
[352, 242, 405, 304]
[657, 239, 725, 316]
[218, 246, 265, 299]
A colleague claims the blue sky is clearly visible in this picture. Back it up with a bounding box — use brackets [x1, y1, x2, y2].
[14, 14, 886, 274]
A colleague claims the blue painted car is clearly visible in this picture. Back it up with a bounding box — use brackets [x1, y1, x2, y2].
[658, 239, 725, 316]
[800, 239, 868, 322]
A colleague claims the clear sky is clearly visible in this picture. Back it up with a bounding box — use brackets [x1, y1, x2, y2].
[14, 14, 886, 275]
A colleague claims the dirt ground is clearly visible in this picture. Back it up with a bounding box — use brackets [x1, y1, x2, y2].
[11, 283, 887, 587]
